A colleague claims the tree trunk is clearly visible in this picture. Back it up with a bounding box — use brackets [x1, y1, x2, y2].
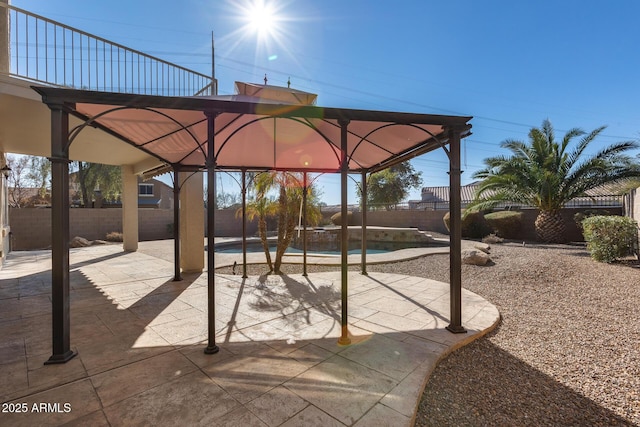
[274, 186, 288, 274]
[77, 162, 90, 208]
[535, 210, 567, 243]
[257, 216, 273, 272]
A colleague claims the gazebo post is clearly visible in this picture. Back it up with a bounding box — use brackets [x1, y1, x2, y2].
[338, 119, 351, 345]
[446, 127, 467, 334]
[172, 167, 182, 281]
[204, 111, 220, 354]
[241, 168, 248, 278]
[360, 170, 368, 275]
[46, 104, 76, 364]
[302, 172, 308, 277]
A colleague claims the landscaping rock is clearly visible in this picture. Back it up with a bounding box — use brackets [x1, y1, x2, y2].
[70, 236, 91, 248]
[462, 248, 491, 265]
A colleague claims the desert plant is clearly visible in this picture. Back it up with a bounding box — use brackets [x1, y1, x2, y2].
[582, 216, 638, 262]
[574, 210, 610, 232]
[443, 210, 492, 239]
[484, 211, 523, 239]
[467, 119, 640, 243]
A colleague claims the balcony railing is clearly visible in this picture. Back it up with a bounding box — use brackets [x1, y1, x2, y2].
[2, 4, 215, 96]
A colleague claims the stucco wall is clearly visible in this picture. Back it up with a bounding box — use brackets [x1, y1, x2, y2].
[633, 188, 640, 224]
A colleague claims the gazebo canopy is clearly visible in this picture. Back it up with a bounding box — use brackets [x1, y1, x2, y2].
[33, 82, 473, 364]
[33, 83, 471, 175]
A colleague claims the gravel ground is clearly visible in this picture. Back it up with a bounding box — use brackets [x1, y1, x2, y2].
[217, 241, 640, 426]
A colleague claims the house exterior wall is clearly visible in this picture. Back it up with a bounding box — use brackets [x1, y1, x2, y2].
[137, 177, 173, 209]
[632, 188, 640, 224]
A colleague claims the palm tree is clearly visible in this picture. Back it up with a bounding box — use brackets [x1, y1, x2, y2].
[467, 119, 640, 243]
[245, 172, 322, 274]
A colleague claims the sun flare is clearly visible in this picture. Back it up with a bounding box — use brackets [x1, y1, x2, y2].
[247, 1, 276, 35]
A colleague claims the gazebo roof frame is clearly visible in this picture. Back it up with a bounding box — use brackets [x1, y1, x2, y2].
[33, 84, 472, 363]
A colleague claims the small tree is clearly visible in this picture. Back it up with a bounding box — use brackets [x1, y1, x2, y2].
[6, 154, 31, 208]
[27, 156, 51, 200]
[245, 172, 322, 274]
[358, 161, 422, 210]
[74, 162, 122, 207]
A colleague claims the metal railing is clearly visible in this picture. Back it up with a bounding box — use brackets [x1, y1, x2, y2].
[2, 4, 215, 96]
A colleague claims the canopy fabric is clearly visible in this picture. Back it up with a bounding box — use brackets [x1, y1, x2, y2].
[36, 81, 473, 364]
[33, 84, 472, 175]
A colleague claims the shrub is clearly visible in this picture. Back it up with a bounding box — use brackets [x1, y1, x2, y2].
[443, 210, 492, 239]
[105, 231, 123, 242]
[330, 211, 354, 226]
[582, 216, 638, 262]
[484, 211, 523, 239]
[574, 210, 610, 232]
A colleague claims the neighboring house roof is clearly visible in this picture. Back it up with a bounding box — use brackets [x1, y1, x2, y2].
[408, 181, 627, 209]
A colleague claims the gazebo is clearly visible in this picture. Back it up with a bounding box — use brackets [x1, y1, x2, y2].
[33, 82, 472, 364]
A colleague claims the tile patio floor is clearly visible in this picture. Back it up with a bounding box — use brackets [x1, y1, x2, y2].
[0, 242, 499, 426]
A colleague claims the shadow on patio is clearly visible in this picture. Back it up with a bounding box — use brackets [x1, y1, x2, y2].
[0, 244, 507, 426]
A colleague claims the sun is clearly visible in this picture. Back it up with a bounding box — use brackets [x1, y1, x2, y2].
[247, 1, 276, 36]
[243, 0, 280, 41]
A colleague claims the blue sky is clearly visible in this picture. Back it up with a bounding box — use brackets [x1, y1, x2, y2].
[11, 0, 640, 205]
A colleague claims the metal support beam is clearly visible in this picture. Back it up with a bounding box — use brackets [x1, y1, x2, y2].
[361, 171, 368, 275]
[172, 168, 182, 281]
[204, 112, 220, 354]
[338, 119, 351, 345]
[446, 128, 467, 334]
[302, 172, 308, 277]
[46, 105, 76, 365]
[241, 169, 248, 278]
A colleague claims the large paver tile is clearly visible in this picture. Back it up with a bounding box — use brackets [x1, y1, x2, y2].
[203, 347, 308, 404]
[338, 333, 435, 381]
[280, 405, 345, 427]
[103, 371, 238, 426]
[353, 403, 411, 426]
[285, 354, 398, 425]
[2, 379, 101, 427]
[246, 385, 309, 427]
[91, 350, 197, 407]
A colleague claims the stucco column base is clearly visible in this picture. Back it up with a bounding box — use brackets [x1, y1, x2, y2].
[121, 165, 139, 252]
[179, 171, 204, 273]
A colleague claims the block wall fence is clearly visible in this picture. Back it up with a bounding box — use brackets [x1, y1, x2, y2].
[9, 206, 621, 250]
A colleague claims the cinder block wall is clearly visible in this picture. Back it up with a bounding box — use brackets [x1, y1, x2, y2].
[10, 208, 174, 250]
[204, 209, 259, 237]
[9, 206, 624, 250]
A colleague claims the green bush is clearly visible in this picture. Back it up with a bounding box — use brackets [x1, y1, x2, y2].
[484, 211, 523, 239]
[574, 210, 610, 232]
[582, 215, 638, 262]
[443, 210, 492, 239]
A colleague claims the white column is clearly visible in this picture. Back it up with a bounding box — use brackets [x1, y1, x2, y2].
[179, 171, 204, 273]
[121, 165, 138, 252]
